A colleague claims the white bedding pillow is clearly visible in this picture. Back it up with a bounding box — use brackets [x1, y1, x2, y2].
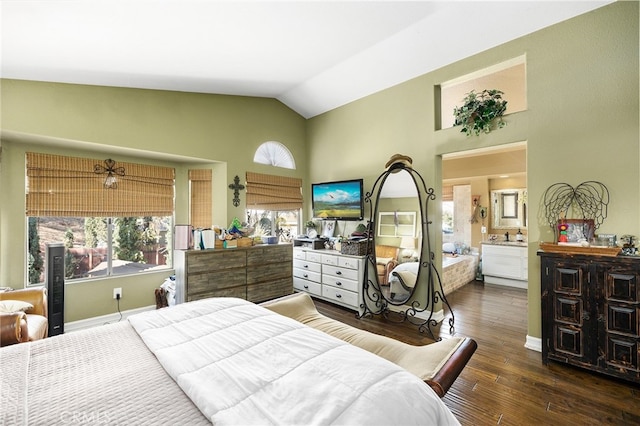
[443, 242, 456, 253]
[0, 300, 33, 313]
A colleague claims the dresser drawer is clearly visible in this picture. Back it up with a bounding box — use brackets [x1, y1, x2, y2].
[306, 251, 323, 263]
[293, 267, 321, 283]
[293, 278, 322, 296]
[187, 250, 246, 273]
[188, 269, 246, 293]
[247, 277, 292, 303]
[186, 285, 246, 302]
[293, 259, 322, 273]
[322, 274, 359, 292]
[338, 256, 361, 270]
[322, 264, 359, 281]
[321, 254, 338, 266]
[322, 285, 358, 307]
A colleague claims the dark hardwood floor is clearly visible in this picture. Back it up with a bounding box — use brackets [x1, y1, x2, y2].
[313, 281, 640, 425]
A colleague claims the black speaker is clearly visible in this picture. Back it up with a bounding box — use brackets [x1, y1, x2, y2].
[46, 242, 65, 336]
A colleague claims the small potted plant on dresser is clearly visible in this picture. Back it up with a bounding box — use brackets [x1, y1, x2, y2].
[305, 220, 317, 237]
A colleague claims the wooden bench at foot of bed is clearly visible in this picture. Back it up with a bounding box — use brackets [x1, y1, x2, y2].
[261, 292, 477, 398]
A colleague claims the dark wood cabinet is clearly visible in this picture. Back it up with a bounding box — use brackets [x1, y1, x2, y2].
[539, 251, 640, 384]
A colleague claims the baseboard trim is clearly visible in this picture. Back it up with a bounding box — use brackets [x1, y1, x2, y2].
[525, 335, 542, 352]
[64, 305, 156, 333]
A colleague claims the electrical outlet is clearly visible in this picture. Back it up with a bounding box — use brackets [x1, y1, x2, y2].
[113, 288, 122, 299]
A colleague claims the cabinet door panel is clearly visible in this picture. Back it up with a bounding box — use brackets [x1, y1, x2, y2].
[606, 334, 639, 372]
[555, 296, 583, 325]
[606, 303, 638, 336]
[554, 324, 584, 357]
[555, 266, 583, 295]
[606, 271, 638, 303]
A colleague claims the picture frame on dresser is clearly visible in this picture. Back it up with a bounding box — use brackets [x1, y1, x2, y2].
[559, 219, 595, 242]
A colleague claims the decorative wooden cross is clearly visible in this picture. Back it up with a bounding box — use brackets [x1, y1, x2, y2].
[228, 175, 245, 207]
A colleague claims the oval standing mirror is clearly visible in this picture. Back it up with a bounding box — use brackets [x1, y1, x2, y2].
[373, 168, 422, 305]
[361, 154, 455, 340]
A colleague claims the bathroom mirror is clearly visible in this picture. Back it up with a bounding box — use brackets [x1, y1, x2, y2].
[491, 189, 527, 229]
[360, 157, 455, 340]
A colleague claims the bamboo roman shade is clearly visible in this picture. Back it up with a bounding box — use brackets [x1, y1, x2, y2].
[245, 172, 302, 210]
[26, 152, 175, 217]
[189, 169, 212, 229]
[442, 184, 454, 202]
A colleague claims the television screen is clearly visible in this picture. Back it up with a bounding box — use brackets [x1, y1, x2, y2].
[311, 179, 364, 220]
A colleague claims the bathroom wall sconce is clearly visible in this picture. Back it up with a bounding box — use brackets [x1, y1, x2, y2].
[94, 158, 125, 189]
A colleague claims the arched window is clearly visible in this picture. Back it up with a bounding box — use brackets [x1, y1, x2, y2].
[253, 141, 296, 170]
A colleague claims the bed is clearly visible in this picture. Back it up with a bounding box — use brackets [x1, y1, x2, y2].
[1, 296, 460, 425]
[389, 254, 478, 300]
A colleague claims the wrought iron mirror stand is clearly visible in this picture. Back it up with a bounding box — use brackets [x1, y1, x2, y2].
[359, 157, 454, 341]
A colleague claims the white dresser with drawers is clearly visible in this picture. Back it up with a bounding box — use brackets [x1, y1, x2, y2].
[293, 248, 365, 314]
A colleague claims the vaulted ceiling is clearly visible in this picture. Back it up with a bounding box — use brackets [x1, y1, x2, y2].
[1, 1, 613, 118]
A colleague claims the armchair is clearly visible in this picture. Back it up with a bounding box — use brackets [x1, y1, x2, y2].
[375, 245, 399, 285]
[0, 287, 49, 346]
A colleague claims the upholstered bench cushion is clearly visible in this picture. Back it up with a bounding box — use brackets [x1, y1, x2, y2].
[263, 292, 464, 382]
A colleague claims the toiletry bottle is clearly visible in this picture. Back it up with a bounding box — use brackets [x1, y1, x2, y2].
[516, 228, 523, 242]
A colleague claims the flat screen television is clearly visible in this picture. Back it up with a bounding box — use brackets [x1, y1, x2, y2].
[311, 179, 364, 220]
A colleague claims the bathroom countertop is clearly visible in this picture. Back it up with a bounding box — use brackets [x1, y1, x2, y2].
[481, 241, 527, 247]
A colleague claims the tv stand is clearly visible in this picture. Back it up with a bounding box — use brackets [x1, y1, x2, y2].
[293, 238, 326, 250]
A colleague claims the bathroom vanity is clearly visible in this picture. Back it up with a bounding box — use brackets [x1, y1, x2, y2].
[481, 242, 528, 288]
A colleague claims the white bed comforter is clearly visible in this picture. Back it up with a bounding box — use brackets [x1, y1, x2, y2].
[129, 297, 459, 425]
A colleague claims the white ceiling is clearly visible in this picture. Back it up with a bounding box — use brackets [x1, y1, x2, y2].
[1, 1, 613, 118]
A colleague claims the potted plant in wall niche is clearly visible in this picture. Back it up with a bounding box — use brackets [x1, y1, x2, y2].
[453, 89, 508, 136]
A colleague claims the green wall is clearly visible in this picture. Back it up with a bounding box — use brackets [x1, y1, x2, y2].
[307, 2, 639, 341]
[0, 2, 637, 339]
[0, 82, 306, 321]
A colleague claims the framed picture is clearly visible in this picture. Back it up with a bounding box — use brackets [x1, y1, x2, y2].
[321, 220, 336, 238]
[559, 219, 595, 242]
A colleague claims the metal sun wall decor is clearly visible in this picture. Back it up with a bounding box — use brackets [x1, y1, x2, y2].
[542, 181, 610, 239]
[94, 158, 125, 189]
[228, 175, 245, 207]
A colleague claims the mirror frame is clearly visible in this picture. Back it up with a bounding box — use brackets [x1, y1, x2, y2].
[359, 161, 455, 340]
[491, 188, 527, 229]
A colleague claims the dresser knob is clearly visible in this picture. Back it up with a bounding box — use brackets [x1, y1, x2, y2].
[336, 282, 342, 286]
[336, 294, 342, 298]
[336, 271, 342, 275]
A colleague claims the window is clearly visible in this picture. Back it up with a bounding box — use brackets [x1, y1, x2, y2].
[253, 141, 296, 169]
[245, 172, 303, 242]
[246, 210, 299, 243]
[26, 153, 174, 284]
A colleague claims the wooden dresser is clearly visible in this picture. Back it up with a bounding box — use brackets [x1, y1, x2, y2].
[174, 244, 293, 304]
[539, 251, 640, 384]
